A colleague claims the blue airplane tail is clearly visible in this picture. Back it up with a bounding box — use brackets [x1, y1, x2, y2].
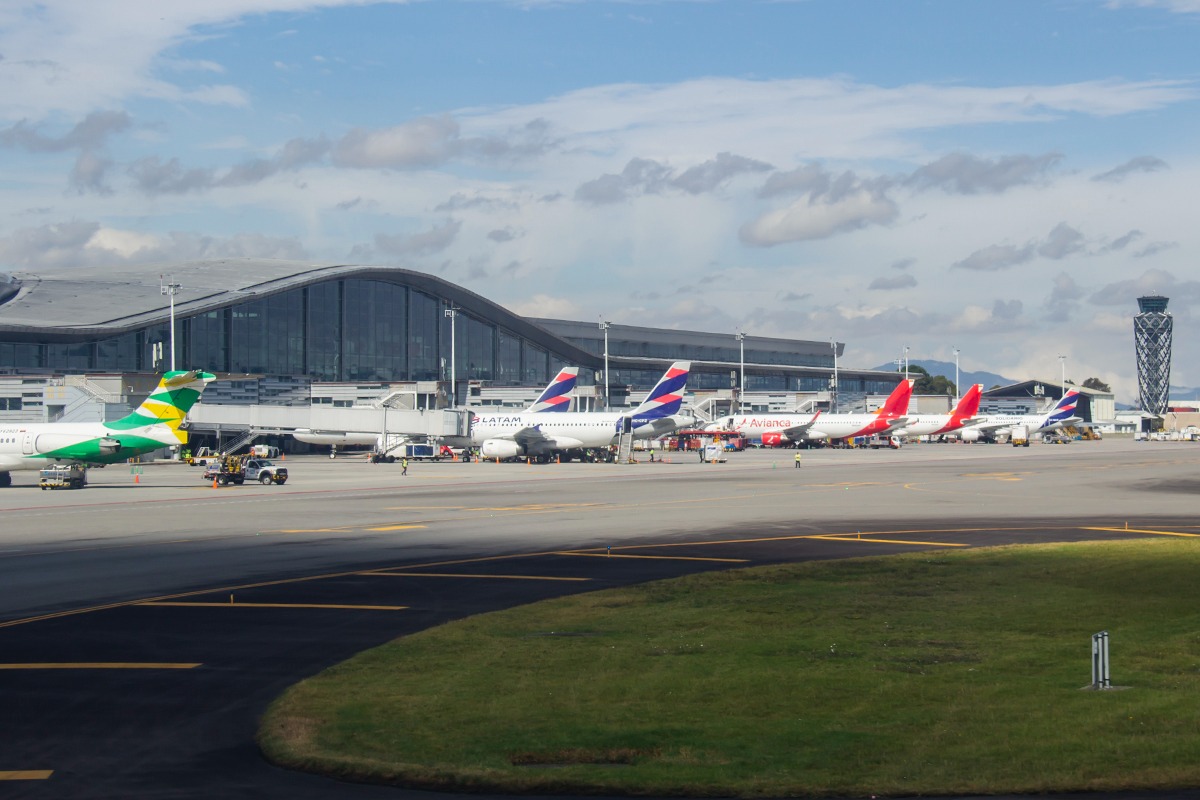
[526, 367, 579, 413]
[632, 361, 691, 419]
[1045, 389, 1080, 424]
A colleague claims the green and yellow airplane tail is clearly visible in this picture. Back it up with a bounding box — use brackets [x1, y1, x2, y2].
[105, 370, 217, 442]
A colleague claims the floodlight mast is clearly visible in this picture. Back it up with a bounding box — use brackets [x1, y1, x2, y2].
[160, 277, 182, 372]
[735, 330, 746, 415]
[445, 305, 460, 406]
[599, 319, 612, 410]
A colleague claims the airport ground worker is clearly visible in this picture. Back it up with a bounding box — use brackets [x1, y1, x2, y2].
[794, 451, 802, 469]
[401, 457, 409, 476]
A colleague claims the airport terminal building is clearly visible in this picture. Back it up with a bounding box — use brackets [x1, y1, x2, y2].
[0, 260, 899, 417]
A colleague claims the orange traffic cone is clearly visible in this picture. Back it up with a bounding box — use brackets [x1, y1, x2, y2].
[134, 472, 140, 484]
[212, 476, 218, 489]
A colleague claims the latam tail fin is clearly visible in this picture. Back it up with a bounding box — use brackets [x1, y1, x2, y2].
[1043, 389, 1080, 426]
[632, 361, 691, 419]
[526, 367, 579, 413]
[105, 370, 217, 442]
[876, 379, 913, 418]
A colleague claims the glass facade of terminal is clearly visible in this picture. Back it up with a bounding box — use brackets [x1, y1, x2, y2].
[0, 274, 896, 395]
[0, 279, 567, 385]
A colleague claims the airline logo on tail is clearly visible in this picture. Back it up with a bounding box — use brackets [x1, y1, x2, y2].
[106, 369, 217, 443]
[632, 361, 691, 419]
[1045, 389, 1080, 425]
[526, 367, 579, 413]
[947, 384, 983, 428]
[877, 379, 913, 418]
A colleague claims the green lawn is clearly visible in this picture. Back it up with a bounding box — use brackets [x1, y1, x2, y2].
[259, 538, 1200, 796]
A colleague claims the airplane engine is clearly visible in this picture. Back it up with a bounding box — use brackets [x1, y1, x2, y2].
[761, 432, 785, 447]
[97, 437, 123, 455]
[960, 429, 982, 443]
[481, 439, 523, 460]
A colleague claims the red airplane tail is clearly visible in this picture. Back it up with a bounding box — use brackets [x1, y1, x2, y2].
[949, 384, 982, 424]
[877, 379, 913, 418]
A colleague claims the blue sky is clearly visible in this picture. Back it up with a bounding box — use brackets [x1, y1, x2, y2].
[2, 0, 1199, 402]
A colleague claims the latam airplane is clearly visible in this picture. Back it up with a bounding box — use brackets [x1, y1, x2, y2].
[891, 384, 983, 439]
[705, 379, 913, 446]
[958, 389, 1082, 442]
[0, 369, 216, 487]
[292, 367, 581, 452]
[472, 362, 691, 462]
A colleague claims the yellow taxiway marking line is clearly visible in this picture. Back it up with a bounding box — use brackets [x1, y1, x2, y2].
[368, 571, 591, 582]
[958, 472, 1027, 481]
[273, 527, 358, 534]
[0, 662, 199, 670]
[382, 505, 468, 510]
[364, 524, 428, 532]
[556, 551, 748, 563]
[808, 535, 968, 547]
[139, 602, 408, 610]
[1085, 526, 1200, 538]
[0, 771, 54, 780]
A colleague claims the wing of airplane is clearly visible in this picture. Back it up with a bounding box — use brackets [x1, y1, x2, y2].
[778, 411, 822, 440]
[880, 415, 910, 433]
[508, 426, 585, 450]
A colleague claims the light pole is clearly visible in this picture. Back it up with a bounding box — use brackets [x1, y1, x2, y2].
[830, 338, 838, 413]
[160, 276, 182, 371]
[903, 345, 910, 382]
[444, 305, 459, 406]
[953, 347, 960, 404]
[1058, 354, 1066, 397]
[735, 330, 746, 415]
[599, 320, 611, 410]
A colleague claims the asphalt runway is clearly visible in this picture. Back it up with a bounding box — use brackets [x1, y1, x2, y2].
[3, 438, 1200, 799]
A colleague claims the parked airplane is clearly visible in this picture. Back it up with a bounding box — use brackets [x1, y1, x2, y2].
[705, 379, 913, 445]
[292, 367, 583, 453]
[891, 384, 983, 439]
[472, 362, 691, 462]
[0, 369, 216, 487]
[957, 389, 1082, 442]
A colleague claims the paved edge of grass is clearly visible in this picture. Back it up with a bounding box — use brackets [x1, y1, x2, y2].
[257, 539, 1200, 797]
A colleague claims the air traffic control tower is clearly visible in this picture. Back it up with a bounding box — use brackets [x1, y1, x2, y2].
[1134, 295, 1172, 414]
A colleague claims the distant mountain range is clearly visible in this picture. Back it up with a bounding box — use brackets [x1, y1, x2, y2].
[871, 360, 1014, 391]
[871, 360, 1200, 407]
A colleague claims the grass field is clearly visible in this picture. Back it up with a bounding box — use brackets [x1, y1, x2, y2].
[259, 538, 1200, 797]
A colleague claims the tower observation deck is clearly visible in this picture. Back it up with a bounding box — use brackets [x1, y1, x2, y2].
[1134, 295, 1172, 414]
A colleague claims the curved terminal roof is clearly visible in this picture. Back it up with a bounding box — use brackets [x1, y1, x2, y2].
[0, 260, 596, 365]
[0, 259, 899, 382]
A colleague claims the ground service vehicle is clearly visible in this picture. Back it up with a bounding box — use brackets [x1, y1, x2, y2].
[204, 456, 288, 485]
[184, 446, 221, 466]
[39, 464, 87, 490]
[1010, 425, 1030, 447]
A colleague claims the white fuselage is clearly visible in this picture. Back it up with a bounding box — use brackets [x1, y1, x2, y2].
[0, 422, 169, 472]
[893, 414, 964, 437]
[709, 412, 897, 442]
[959, 412, 1073, 440]
[470, 411, 667, 450]
[291, 430, 379, 447]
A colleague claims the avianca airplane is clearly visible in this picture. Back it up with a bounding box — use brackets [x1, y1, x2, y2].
[705, 379, 912, 445]
[472, 362, 691, 461]
[891, 384, 983, 438]
[292, 367, 582, 450]
[958, 389, 1082, 442]
[0, 369, 216, 487]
